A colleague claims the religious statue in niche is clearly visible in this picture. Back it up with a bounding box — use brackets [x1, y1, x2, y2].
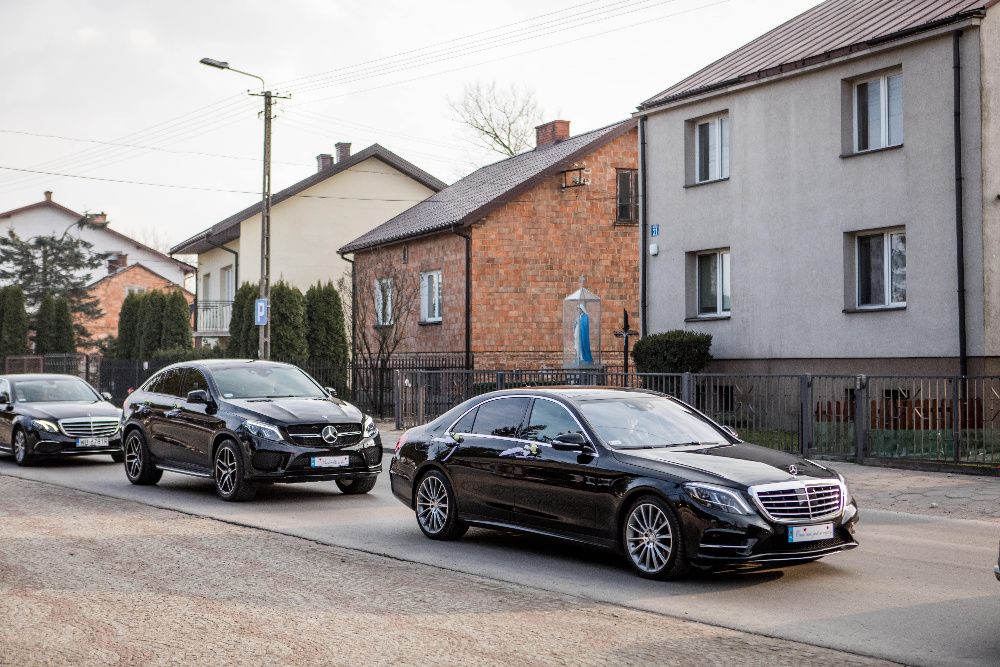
[562, 276, 601, 370]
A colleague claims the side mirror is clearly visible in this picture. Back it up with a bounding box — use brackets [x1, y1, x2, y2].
[101, 391, 113, 402]
[721, 425, 739, 439]
[0, 392, 9, 405]
[552, 432, 590, 451]
[325, 386, 338, 397]
[187, 389, 212, 405]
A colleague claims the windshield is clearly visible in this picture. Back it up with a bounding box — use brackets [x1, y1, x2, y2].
[14, 378, 101, 403]
[211, 365, 326, 400]
[577, 395, 725, 449]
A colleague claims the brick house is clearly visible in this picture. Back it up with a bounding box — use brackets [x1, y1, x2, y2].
[81, 263, 194, 348]
[338, 119, 639, 369]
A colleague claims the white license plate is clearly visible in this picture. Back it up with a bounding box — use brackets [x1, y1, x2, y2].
[311, 455, 349, 468]
[788, 523, 834, 543]
[76, 437, 110, 448]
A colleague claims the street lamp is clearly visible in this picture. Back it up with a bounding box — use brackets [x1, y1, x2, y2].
[200, 57, 286, 360]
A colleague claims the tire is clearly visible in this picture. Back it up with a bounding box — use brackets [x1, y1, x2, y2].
[214, 440, 257, 502]
[621, 495, 689, 580]
[413, 469, 468, 540]
[336, 476, 378, 494]
[111, 451, 125, 463]
[12, 429, 32, 467]
[124, 429, 162, 485]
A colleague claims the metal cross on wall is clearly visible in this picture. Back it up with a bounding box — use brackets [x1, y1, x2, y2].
[614, 309, 640, 378]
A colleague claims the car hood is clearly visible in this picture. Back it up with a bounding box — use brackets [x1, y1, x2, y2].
[228, 397, 363, 424]
[613, 441, 839, 488]
[17, 401, 122, 421]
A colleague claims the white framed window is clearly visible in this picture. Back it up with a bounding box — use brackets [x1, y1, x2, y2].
[697, 250, 731, 316]
[126, 286, 146, 296]
[220, 265, 234, 302]
[695, 115, 730, 184]
[374, 277, 393, 326]
[857, 230, 905, 307]
[201, 273, 212, 301]
[420, 270, 442, 323]
[854, 73, 903, 152]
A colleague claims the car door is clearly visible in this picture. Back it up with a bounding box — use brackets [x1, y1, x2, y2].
[509, 397, 604, 538]
[0, 380, 14, 448]
[444, 396, 530, 522]
[159, 367, 220, 472]
[144, 368, 182, 461]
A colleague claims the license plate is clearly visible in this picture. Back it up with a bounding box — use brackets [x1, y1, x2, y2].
[311, 455, 349, 468]
[76, 437, 110, 448]
[788, 523, 834, 543]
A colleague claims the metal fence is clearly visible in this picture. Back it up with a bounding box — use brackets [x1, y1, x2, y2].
[393, 371, 1000, 467]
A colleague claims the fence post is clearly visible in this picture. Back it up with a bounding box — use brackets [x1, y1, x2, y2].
[497, 371, 506, 391]
[681, 373, 693, 405]
[952, 376, 962, 463]
[394, 370, 403, 430]
[854, 375, 867, 463]
[799, 374, 812, 456]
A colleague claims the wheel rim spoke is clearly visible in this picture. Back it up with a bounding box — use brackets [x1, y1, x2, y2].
[625, 503, 673, 573]
[416, 477, 449, 533]
[125, 436, 142, 477]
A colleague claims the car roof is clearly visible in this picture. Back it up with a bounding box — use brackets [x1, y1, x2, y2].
[160, 359, 298, 371]
[0, 373, 89, 382]
[482, 386, 665, 402]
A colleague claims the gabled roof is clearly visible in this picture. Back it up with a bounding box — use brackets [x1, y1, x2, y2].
[169, 144, 447, 255]
[85, 261, 194, 295]
[339, 119, 637, 254]
[639, 0, 995, 111]
[0, 196, 195, 275]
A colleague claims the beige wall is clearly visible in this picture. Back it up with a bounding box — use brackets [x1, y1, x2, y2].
[980, 10, 1000, 361]
[195, 241, 239, 301]
[236, 157, 436, 293]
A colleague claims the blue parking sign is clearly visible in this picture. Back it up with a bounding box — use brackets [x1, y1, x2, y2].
[254, 298, 268, 326]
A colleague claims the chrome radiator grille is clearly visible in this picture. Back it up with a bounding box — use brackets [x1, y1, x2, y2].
[750, 482, 844, 523]
[59, 417, 120, 438]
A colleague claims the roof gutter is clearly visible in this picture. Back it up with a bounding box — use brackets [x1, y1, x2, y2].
[202, 233, 239, 289]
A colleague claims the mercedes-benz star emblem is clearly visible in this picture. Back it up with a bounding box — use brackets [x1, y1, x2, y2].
[321, 425, 339, 444]
[788, 464, 799, 476]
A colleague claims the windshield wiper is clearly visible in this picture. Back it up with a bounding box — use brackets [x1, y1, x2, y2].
[617, 441, 721, 449]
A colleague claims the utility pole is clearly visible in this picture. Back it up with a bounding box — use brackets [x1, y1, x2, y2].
[200, 58, 288, 360]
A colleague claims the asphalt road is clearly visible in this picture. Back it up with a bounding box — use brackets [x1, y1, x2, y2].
[2, 452, 998, 667]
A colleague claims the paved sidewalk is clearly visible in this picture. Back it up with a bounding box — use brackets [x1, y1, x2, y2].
[0, 476, 894, 667]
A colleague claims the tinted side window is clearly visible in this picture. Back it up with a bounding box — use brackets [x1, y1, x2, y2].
[157, 369, 183, 398]
[471, 398, 530, 438]
[452, 408, 477, 434]
[143, 371, 165, 394]
[177, 368, 209, 398]
[523, 399, 582, 443]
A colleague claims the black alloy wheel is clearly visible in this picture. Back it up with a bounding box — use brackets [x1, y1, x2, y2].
[124, 430, 163, 485]
[414, 470, 467, 540]
[622, 495, 689, 580]
[336, 477, 378, 495]
[12, 429, 31, 467]
[214, 440, 257, 502]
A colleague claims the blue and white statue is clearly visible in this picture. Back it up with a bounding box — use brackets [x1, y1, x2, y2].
[575, 303, 593, 365]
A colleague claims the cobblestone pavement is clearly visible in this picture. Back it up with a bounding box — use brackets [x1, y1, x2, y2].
[0, 476, 894, 667]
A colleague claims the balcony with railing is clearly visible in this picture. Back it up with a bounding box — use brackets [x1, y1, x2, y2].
[195, 300, 233, 336]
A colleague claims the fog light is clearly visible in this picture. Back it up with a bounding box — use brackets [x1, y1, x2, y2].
[252, 451, 284, 471]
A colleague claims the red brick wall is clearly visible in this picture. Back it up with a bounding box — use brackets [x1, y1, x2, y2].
[471, 128, 639, 369]
[81, 266, 193, 350]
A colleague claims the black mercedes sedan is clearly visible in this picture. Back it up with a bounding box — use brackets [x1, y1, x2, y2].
[0, 373, 123, 465]
[389, 388, 859, 579]
[121, 359, 381, 501]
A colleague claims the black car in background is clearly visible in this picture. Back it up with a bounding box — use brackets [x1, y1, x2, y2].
[0, 374, 123, 465]
[390, 388, 860, 580]
[121, 359, 381, 501]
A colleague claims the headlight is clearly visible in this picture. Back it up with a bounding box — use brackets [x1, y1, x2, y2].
[363, 416, 378, 439]
[32, 419, 59, 433]
[684, 482, 754, 515]
[242, 420, 283, 442]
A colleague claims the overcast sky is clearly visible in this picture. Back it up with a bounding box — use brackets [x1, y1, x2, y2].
[0, 0, 818, 254]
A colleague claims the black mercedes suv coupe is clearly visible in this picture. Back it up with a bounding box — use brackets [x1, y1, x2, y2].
[0, 373, 123, 465]
[390, 387, 859, 579]
[121, 360, 381, 501]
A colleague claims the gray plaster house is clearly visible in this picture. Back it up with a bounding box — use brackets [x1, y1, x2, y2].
[636, 0, 999, 375]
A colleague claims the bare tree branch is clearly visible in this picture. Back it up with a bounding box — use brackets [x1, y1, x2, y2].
[449, 81, 543, 157]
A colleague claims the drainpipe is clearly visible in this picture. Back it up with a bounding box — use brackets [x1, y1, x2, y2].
[451, 226, 473, 370]
[953, 30, 968, 377]
[202, 233, 239, 287]
[639, 115, 649, 335]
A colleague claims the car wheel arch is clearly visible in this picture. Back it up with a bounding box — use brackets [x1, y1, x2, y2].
[614, 483, 681, 539]
[211, 432, 241, 461]
[411, 461, 454, 507]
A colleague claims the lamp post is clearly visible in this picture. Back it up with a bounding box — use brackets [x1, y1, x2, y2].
[200, 57, 287, 360]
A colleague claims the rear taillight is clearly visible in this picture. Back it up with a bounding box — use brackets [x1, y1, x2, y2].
[394, 430, 409, 455]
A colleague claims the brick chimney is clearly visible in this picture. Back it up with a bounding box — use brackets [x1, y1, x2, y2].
[89, 212, 108, 224]
[44, 190, 53, 201]
[107, 253, 127, 275]
[335, 142, 352, 163]
[535, 120, 570, 148]
[316, 153, 334, 171]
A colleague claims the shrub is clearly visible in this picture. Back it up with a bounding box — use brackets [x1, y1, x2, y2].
[228, 283, 259, 358]
[305, 281, 349, 388]
[631, 330, 713, 374]
[0, 286, 28, 356]
[269, 281, 308, 364]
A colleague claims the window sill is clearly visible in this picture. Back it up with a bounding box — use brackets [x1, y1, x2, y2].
[374, 323, 394, 330]
[840, 144, 903, 159]
[613, 220, 639, 226]
[418, 320, 442, 326]
[842, 305, 906, 314]
[684, 177, 729, 189]
[685, 315, 731, 322]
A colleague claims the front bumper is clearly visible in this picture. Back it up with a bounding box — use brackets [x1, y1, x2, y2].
[28, 430, 123, 457]
[240, 432, 383, 484]
[679, 496, 860, 565]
